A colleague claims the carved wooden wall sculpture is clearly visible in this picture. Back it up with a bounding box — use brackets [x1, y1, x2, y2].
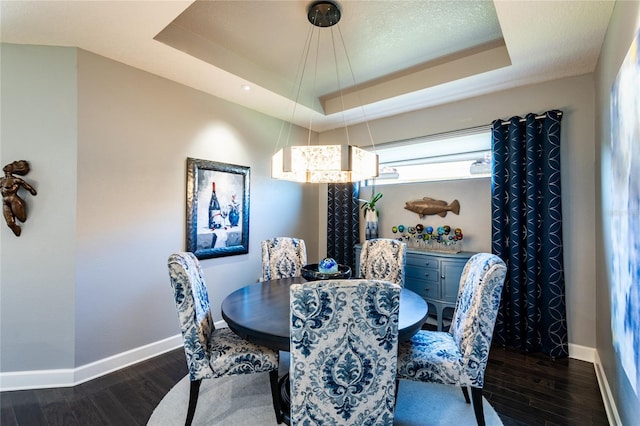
[1, 160, 37, 236]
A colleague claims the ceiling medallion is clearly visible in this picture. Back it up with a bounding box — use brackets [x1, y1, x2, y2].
[307, 1, 341, 28]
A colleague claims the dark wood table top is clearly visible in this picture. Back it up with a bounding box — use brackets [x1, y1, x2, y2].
[221, 276, 429, 352]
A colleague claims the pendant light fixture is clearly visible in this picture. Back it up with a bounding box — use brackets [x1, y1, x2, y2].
[271, 0, 379, 183]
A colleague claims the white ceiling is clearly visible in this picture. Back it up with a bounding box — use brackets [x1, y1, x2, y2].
[1, 0, 615, 132]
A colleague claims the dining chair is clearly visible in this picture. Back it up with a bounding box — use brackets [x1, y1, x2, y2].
[395, 253, 507, 426]
[167, 252, 283, 425]
[289, 279, 400, 425]
[359, 238, 407, 287]
[261, 237, 307, 281]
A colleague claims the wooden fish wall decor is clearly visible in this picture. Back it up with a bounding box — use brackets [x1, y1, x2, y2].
[404, 197, 460, 218]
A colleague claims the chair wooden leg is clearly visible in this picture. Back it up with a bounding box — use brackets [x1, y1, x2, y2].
[470, 386, 485, 426]
[186, 379, 201, 426]
[269, 369, 284, 424]
[461, 385, 471, 403]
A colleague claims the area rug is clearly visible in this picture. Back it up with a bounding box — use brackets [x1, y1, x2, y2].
[148, 372, 503, 426]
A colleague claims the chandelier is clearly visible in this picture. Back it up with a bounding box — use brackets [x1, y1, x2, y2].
[271, 1, 379, 184]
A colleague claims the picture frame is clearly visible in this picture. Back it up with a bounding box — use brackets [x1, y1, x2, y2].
[609, 28, 640, 396]
[186, 157, 250, 259]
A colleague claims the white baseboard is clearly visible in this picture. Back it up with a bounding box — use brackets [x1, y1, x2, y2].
[1, 321, 230, 392]
[594, 351, 622, 426]
[0, 334, 184, 391]
[73, 334, 184, 386]
[568, 342, 595, 362]
[0, 367, 77, 392]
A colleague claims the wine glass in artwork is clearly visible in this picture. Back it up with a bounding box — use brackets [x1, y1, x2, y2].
[220, 205, 229, 228]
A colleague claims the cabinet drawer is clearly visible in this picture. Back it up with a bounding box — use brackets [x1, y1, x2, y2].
[406, 265, 439, 284]
[406, 253, 438, 269]
[405, 276, 440, 299]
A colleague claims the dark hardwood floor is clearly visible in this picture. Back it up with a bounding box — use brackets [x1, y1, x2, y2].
[1, 344, 608, 425]
[482, 346, 608, 426]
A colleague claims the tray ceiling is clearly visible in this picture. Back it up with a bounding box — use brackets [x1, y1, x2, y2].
[1, 1, 615, 132]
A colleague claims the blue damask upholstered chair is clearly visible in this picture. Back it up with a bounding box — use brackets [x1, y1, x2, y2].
[396, 253, 507, 426]
[289, 279, 400, 425]
[359, 238, 407, 287]
[261, 237, 307, 281]
[168, 252, 282, 425]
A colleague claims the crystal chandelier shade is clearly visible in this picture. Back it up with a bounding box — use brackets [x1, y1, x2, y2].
[272, 145, 378, 183]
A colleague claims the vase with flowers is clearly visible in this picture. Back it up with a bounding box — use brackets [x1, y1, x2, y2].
[228, 194, 240, 227]
[359, 192, 383, 240]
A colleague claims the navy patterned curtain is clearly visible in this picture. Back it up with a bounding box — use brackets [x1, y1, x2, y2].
[491, 110, 568, 358]
[327, 183, 360, 271]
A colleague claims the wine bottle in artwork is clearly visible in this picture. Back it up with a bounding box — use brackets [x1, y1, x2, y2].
[208, 182, 223, 229]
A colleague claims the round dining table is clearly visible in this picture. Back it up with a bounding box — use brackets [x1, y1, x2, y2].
[221, 276, 429, 352]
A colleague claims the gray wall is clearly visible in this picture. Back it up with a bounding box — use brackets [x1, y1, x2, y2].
[595, 1, 640, 423]
[1, 45, 319, 371]
[321, 73, 597, 351]
[1, 44, 78, 370]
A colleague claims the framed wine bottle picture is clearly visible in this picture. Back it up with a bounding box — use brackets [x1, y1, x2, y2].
[186, 157, 250, 259]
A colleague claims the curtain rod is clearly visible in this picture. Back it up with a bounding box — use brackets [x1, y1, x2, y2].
[499, 111, 563, 126]
[362, 111, 563, 150]
[364, 124, 489, 150]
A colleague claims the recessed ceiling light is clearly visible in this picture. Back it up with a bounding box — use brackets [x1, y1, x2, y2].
[240, 84, 251, 91]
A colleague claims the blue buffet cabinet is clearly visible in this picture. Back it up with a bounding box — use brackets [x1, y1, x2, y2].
[355, 244, 475, 331]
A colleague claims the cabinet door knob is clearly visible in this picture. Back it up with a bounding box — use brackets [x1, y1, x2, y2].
[424, 288, 430, 292]
[441, 275, 446, 279]
[424, 273, 430, 277]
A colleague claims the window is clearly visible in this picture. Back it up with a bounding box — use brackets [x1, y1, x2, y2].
[362, 127, 491, 186]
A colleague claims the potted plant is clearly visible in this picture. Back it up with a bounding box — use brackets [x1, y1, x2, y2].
[359, 192, 383, 239]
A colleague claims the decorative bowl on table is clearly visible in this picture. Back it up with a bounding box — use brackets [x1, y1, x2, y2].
[301, 258, 352, 281]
